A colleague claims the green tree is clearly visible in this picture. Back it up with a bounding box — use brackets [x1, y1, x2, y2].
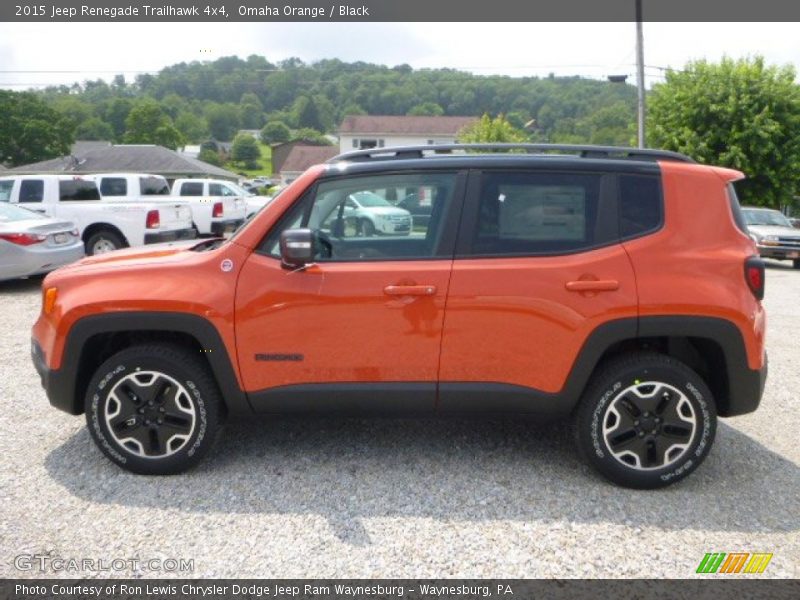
[175, 112, 210, 144]
[76, 117, 114, 141]
[0, 91, 74, 166]
[198, 147, 222, 166]
[123, 99, 185, 150]
[231, 133, 261, 168]
[649, 56, 800, 208]
[407, 102, 444, 116]
[293, 95, 325, 132]
[458, 113, 529, 144]
[291, 128, 331, 145]
[204, 103, 241, 141]
[260, 121, 291, 144]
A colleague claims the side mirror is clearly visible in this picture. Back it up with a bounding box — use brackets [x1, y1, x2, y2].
[279, 228, 315, 269]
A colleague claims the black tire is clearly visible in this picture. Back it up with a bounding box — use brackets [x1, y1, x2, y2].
[360, 219, 376, 237]
[85, 230, 124, 255]
[574, 352, 716, 489]
[793, 259, 800, 269]
[84, 344, 224, 475]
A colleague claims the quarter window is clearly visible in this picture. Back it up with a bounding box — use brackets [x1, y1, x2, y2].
[468, 172, 601, 255]
[619, 175, 662, 238]
[59, 180, 100, 201]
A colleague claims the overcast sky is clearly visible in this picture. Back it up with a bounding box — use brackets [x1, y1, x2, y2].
[1, 22, 798, 90]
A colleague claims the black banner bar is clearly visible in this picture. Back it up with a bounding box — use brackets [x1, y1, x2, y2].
[3, 579, 800, 600]
[4, 0, 800, 23]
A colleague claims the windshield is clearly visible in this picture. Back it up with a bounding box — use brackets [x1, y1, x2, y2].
[228, 183, 255, 197]
[743, 209, 792, 227]
[0, 203, 44, 222]
[352, 192, 392, 208]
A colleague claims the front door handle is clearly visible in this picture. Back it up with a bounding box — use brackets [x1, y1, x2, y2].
[384, 285, 437, 296]
[565, 280, 619, 292]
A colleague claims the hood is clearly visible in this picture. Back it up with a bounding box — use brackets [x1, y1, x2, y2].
[364, 206, 411, 217]
[748, 225, 800, 237]
[62, 240, 203, 272]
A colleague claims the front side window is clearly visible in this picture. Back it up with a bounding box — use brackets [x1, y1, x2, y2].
[468, 172, 601, 256]
[19, 180, 44, 203]
[180, 182, 204, 196]
[100, 177, 127, 196]
[262, 172, 459, 261]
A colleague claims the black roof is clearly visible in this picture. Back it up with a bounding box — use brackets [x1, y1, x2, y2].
[319, 154, 663, 180]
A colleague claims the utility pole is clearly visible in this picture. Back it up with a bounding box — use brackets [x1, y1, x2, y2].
[635, 0, 646, 148]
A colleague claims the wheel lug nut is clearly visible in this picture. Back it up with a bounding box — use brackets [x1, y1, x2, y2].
[159, 407, 165, 413]
[634, 420, 639, 426]
[638, 431, 645, 437]
[157, 418, 163, 425]
[144, 419, 150, 425]
[138, 408, 145, 414]
[148, 401, 154, 406]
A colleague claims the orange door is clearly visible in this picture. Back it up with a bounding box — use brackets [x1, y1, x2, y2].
[234, 170, 465, 411]
[438, 169, 638, 406]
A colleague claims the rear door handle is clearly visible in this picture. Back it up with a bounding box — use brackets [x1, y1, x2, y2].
[565, 280, 619, 292]
[384, 285, 437, 296]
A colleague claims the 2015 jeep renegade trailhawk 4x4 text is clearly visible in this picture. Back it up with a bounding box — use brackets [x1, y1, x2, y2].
[31, 144, 768, 488]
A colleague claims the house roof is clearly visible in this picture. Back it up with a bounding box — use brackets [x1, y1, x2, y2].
[10, 144, 241, 181]
[338, 115, 478, 136]
[280, 145, 339, 173]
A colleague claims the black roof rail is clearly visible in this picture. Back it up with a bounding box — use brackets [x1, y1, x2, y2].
[328, 143, 695, 164]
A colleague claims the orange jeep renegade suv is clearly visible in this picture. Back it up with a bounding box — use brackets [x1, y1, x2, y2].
[31, 144, 767, 488]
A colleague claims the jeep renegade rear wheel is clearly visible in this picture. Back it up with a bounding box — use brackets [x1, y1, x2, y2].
[575, 353, 716, 489]
[84, 344, 223, 475]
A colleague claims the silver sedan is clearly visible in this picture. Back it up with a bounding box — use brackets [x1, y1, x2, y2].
[0, 203, 84, 281]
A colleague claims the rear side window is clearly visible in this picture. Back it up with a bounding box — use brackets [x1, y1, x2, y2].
[468, 172, 601, 255]
[99, 177, 127, 196]
[140, 177, 170, 195]
[59, 180, 101, 201]
[179, 182, 204, 196]
[19, 180, 44, 203]
[619, 175, 662, 238]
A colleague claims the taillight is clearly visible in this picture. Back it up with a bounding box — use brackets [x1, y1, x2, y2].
[212, 202, 224, 218]
[0, 233, 47, 246]
[745, 256, 765, 300]
[146, 210, 160, 229]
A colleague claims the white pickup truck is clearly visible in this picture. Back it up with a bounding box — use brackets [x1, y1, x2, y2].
[0, 175, 195, 255]
[170, 178, 248, 236]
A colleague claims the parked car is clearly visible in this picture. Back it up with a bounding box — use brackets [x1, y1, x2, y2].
[788, 217, 800, 229]
[0, 203, 84, 281]
[340, 191, 412, 236]
[171, 178, 247, 236]
[31, 143, 767, 489]
[396, 192, 433, 228]
[95, 173, 242, 239]
[226, 182, 272, 218]
[0, 175, 195, 255]
[742, 206, 800, 268]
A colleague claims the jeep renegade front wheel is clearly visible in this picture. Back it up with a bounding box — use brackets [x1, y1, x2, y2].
[575, 353, 716, 489]
[84, 344, 223, 475]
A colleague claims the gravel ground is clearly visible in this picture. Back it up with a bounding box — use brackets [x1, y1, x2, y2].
[0, 263, 798, 579]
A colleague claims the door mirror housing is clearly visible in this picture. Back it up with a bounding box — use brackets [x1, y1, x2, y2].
[279, 228, 315, 269]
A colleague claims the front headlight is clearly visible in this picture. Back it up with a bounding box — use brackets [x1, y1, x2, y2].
[762, 235, 780, 246]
